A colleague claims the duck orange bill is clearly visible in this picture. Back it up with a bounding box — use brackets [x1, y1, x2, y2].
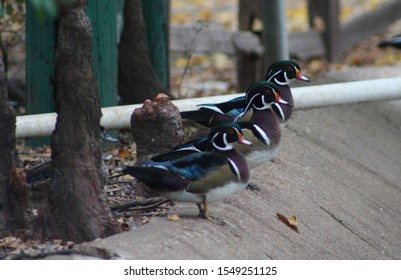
[296, 69, 310, 82]
[274, 92, 291, 106]
[237, 133, 253, 146]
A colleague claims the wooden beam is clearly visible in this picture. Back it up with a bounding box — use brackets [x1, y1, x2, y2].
[170, 25, 264, 55]
[170, 25, 325, 60]
[237, 0, 262, 91]
[308, 0, 341, 61]
[289, 31, 325, 60]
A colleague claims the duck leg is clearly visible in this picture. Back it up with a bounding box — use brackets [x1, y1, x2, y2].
[197, 199, 210, 220]
[197, 199, 225, 226]
[197, 198, 213, 221]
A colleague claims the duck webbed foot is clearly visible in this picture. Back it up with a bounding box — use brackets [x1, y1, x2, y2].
[197, 201, 226, 226]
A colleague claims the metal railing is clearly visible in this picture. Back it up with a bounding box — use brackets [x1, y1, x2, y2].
[16, 77, 401, 139]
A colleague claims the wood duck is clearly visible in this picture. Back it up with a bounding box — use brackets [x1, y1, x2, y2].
[180, 60, 309, 128]
[26, 126, 118, 188]
[233, 81, 283, 168]
[154, 81, 283, 169]
[378, 35, 401, 49]
[263, 60, 310, 127]
[123, 122, 252, 220]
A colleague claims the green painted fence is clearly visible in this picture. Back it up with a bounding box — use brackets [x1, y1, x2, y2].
[26, 0, 118, 145]
[142, 0, 170, 90]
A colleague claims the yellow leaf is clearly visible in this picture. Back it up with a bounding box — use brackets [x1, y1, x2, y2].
[276, 212, 299, 233]
[198, 9, 212, 22]
[173, 57, 189, 68]
[170, 14, 192, 25]
[190, 55, 210, 66]
[288, 215, 298, 227]
[167, 214, 180, 221]
[118, 148, 130, 158]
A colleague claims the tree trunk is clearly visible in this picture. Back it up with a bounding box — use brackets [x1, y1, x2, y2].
[35, 2, 119, 242]
[118, 0, 171, 105]
[0, 57, 29, 237]
[131, 93, 184, 163]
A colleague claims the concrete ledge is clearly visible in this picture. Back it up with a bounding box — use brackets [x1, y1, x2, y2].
[81, 99, 401, 259]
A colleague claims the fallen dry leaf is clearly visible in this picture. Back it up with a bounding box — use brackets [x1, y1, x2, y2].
[288, 215, 298, 227]
[0, 236, 19, 249]
[118, 148, 130, 158]
[167, 214, 180, 221]
[276, 213, 299, 233]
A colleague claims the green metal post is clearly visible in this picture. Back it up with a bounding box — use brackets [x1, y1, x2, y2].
[86, 0, 118, 108]
[142, 0, 170, 90]
[25, 0, 57, 146]
[261, 0, 289, 70]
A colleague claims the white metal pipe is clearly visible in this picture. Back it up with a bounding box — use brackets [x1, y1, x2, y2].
[16, 113, 58, 139]
[16, 77, 401, 139]
[293, 77, 401, 109]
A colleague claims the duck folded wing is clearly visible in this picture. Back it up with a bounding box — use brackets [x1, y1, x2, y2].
[166, 152, 230, 181]
[123, 165, 189, 192]
[197, 96, 246, 116]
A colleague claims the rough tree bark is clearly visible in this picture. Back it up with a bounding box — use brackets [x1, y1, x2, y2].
[34, 1, 119, 242]
[0, 58, 29, 237]
[118, 0, 172, 105]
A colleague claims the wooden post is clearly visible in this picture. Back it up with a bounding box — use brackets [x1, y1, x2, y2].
[237, 0, 262, 91]
[261, 0, 289, 70]
[308, 0, 341, 62]
[142, 0, 170, 91]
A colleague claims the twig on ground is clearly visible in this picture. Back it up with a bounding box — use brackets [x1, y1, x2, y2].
[111, 197, 169, 211]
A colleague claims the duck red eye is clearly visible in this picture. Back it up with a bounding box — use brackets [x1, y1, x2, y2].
[287, 66, 293, 71]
